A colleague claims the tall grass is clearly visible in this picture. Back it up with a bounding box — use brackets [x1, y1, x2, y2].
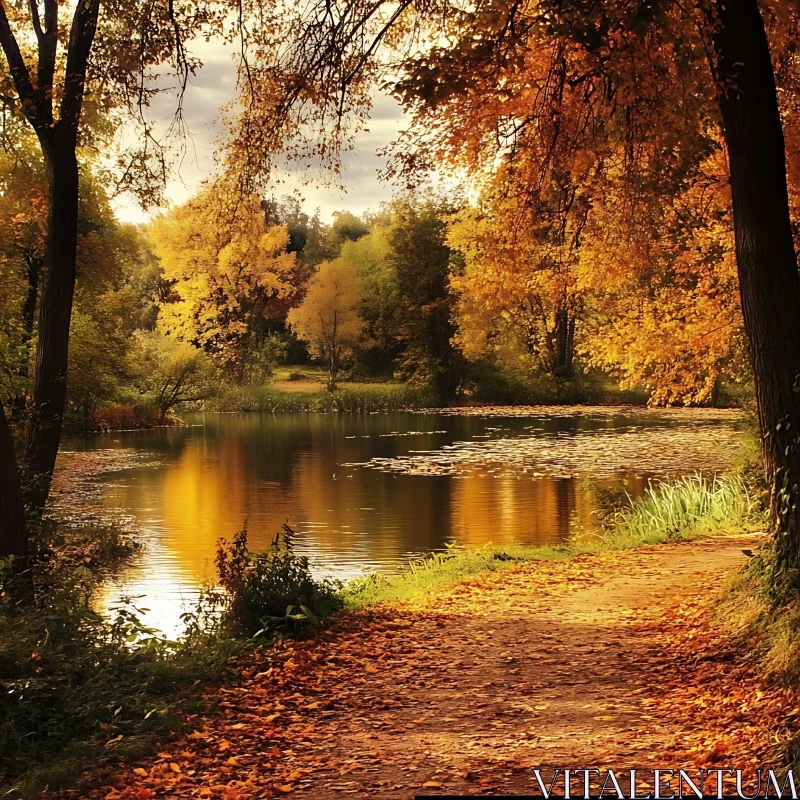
[606, 474, 762, 548]
[210, 383, 435, 413]
[344, 474, 763, 609]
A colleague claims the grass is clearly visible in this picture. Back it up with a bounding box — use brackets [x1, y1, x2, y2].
[267, 365, 396, 394]
[603, 474, 761, 548]
[210, 382, 435, 413]
[342, 543, 573, 610]
[343, 473, 764, 609]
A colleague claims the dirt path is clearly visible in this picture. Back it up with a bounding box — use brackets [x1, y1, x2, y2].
[91, 532, 790, 800]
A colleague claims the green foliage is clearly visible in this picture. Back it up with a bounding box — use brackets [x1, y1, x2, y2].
[131, 331, 219, 420]
[213, 526, 341, 637]
[241, 334, 287, 385]
[0, 519, 344, 794]
[340, 227, 402, 375]
[0, 572, 241, 796]
[387, 195, 466, 403]
[66, 307, 133, 418]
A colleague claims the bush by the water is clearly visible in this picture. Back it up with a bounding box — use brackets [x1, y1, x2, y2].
[0, 572, 240, 796]
[0, 521, 343, 795]
[214, 525, 342, 636]
[64, 400, 182, 434]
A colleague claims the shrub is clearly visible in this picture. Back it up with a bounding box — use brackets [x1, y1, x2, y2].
[288, 371, 306, 382]
[214, 526, 342, 636]
[0, 579, 240, 796]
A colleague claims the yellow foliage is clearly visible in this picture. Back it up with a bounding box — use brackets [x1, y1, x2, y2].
[148, 189, 297, 373]
[287, 258, 364, 390]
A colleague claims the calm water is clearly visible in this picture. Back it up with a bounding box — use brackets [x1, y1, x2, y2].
[52, 407, 745, 633]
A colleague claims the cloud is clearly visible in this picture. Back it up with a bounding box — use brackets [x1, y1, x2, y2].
[111, 41, 411, 225]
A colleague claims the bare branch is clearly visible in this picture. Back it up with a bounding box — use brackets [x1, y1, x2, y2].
[0, 1, 40, 129]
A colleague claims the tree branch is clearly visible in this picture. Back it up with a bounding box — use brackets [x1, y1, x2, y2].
[0, 1, 41, 129]
[34, 0, 58, 123]
[60, 0, 100, 131]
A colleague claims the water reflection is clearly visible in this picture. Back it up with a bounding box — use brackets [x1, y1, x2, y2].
[54, 408, 744, 635]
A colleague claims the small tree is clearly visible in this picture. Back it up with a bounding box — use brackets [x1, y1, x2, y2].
[287, 258, 364, 391]
[132, 332, 218, 422]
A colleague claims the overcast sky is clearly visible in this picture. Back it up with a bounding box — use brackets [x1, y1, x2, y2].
[111, 38, 409, 226]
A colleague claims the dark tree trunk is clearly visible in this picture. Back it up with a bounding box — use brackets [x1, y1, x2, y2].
[0, 402, 31, 597]
[712, 0, 800, 580]
[21, 256, 42, 351]
[10, 255, 43, 419]
[25, 130, 80, 512]
[553, 305, 574, 377]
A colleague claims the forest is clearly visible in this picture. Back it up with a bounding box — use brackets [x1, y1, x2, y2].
[2, 0, 800, 797]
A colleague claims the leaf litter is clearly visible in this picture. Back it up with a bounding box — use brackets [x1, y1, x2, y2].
[58, 530, 799, 800]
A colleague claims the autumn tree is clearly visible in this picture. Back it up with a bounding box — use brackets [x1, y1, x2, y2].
[0, 0, 224, 578]
[575, 146, 745, 405]
[149, 189, 298, 380]
[448, 200, 583, 381]
[287, 258, 364, 391]
[221, 0, 800, 584]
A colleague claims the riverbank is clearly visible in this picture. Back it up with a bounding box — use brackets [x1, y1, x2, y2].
[209, 366, 652, 412]
[63, 531, 796, 800]
[0, 473, 765, 797]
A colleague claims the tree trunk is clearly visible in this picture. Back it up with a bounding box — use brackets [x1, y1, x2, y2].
[10, 255, 43, 419]
[552, 304, 574, 377]
[712, 0, 800, 582]
[25, 130, 80, 513]
[327, 357, 337, 392]
[21, 256, 42, 355]
[0, 401, 31, 597]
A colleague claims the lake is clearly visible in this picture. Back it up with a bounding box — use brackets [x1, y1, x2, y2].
[52, 406, 745, 634]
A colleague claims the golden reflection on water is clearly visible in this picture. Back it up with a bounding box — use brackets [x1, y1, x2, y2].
[68, 409, 743, 635]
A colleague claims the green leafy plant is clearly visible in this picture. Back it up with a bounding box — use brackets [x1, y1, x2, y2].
[214, 525, 341, 636]
[253, 603, 322, 639]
